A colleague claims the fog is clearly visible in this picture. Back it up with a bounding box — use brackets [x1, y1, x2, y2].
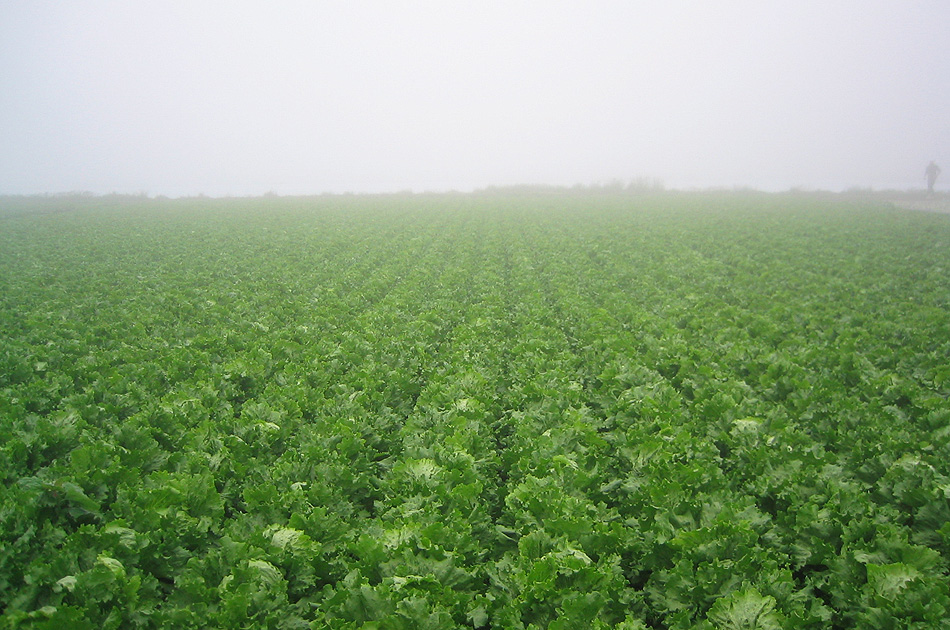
[1, 1, 948, 196]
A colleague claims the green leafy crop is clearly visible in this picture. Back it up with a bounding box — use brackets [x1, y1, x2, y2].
[1, 192, 949, 628]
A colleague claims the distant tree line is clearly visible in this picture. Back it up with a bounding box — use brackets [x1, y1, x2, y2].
[476, 178, 666, 196]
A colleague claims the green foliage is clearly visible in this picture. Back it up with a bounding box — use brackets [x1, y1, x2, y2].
[705, 586, 784, 630]
[2, 192, 949, 628]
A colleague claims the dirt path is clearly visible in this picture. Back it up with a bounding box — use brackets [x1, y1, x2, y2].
[880, 193, 950, 215]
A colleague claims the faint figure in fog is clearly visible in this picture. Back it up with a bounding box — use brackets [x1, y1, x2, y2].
[925, 161, 941, 194]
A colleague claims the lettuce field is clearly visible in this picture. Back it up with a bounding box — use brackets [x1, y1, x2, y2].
[2, 192, 950, 629]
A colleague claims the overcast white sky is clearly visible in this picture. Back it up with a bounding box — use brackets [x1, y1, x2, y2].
[1, 1, 948, 196]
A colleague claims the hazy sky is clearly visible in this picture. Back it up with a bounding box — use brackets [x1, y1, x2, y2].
[1, 1, 948, 196]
